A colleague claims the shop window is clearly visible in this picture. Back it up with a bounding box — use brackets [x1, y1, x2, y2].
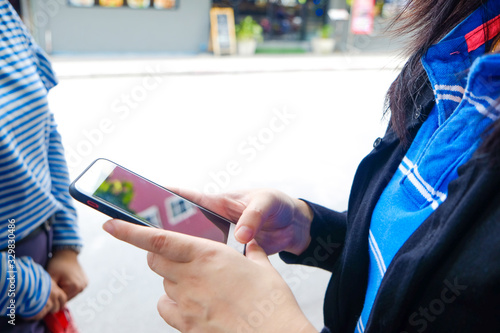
[68, 0, 178, 9]
[137, 205, 162, 228]
[165, 196, 196, 226]
[213, 0, 329, 42]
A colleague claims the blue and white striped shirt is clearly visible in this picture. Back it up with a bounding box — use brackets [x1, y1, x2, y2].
[355, 1, 500, 331]
[0, 0, 82, 317]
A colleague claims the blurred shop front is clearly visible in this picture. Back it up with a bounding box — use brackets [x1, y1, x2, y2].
[17, 0, 403, 55]
[18, 0, 339, 55]
[20, 0, 212, 55]
[212, 0, 333, 53]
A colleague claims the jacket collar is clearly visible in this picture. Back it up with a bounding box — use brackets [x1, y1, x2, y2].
[422, 0, 500, 125]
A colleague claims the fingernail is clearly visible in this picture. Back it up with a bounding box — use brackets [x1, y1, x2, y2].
[102, 220, 115, 234]
[235, 226, 253, 243]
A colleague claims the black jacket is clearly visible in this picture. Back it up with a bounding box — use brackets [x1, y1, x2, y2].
[281, 85, 500, 332]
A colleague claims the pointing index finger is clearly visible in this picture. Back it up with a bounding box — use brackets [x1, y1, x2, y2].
[103, 219, 195, 262]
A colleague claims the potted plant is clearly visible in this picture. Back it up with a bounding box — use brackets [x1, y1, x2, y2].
[311, 24, 336, 54]
[235, 16, 263, 56]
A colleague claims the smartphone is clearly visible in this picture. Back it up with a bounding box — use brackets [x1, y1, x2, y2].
[69, 158, 244, 253]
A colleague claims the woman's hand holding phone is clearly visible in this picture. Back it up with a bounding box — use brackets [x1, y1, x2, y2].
[169, 188, 315, 256]
[72, 160, 317, 330]
[71, 160, 313, 255]
[103, 218, 317, 333]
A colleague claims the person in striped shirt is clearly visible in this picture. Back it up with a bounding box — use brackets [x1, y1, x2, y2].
[0, 1, 87, 331]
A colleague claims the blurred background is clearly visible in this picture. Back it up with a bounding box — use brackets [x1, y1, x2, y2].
[11, 0, 408, 55]
[10, 0, 409, 331]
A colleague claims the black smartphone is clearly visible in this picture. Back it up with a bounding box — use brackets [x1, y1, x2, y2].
[69, 158, 244, 253]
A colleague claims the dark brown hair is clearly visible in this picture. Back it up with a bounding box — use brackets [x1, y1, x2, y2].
[386, 0, 500, 164]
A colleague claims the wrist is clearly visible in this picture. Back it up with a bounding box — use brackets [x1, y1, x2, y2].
[288, 198, 313, 256]
[53, 245, 81, 255]
[296, 198, 314, 222]
[51, 248, 79, 260]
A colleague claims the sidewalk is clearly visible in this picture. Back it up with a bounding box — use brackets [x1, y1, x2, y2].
[51, 53, 406, 79]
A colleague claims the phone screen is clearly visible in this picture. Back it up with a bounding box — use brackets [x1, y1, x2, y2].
[72, 159, 232, 245]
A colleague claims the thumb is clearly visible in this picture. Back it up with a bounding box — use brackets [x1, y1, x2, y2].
[245, 240, 271, 266]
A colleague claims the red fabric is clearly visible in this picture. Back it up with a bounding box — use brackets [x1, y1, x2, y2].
[465, 14, 500, 52]
[44, 307, 79, 333]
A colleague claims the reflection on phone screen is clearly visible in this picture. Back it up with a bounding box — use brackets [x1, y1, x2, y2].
[92, 164, 229, 243]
